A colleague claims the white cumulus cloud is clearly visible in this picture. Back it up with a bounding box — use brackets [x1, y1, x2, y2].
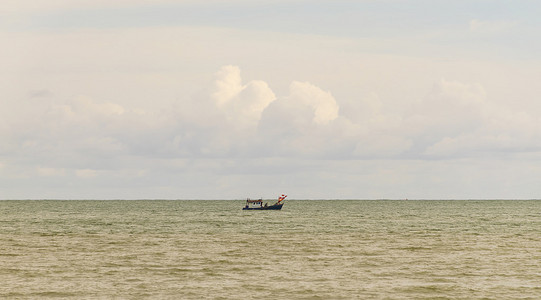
[211, 65, 276, 127]
[287, 81, 339, 125]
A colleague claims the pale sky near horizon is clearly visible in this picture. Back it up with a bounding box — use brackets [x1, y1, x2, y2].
[2, 1, 541, 199]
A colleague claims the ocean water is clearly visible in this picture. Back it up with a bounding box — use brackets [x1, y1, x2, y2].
[1, 200, 540, 299]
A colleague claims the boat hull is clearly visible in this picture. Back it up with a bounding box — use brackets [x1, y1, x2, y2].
[242, 203, 283, 210]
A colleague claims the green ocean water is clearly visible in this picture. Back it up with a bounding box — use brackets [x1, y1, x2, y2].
[1, 200, 540, 299]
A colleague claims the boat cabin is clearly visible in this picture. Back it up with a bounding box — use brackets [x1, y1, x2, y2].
[244, 198, 265, 208]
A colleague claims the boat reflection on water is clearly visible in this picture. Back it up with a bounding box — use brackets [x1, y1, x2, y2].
[242, 194, 286, 210]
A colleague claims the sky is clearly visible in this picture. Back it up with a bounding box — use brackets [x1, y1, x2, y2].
[1, 0, 541, 199]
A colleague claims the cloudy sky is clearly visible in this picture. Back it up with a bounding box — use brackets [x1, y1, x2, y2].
[2, 0, 541, 199]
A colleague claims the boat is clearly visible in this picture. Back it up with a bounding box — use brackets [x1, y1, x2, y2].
[242, 194, 287, 210]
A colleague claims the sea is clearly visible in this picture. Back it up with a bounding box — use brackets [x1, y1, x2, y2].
[1, 200, 540, 299]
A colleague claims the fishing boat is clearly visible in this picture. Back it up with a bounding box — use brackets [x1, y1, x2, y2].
[242, 194, 287, 210]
